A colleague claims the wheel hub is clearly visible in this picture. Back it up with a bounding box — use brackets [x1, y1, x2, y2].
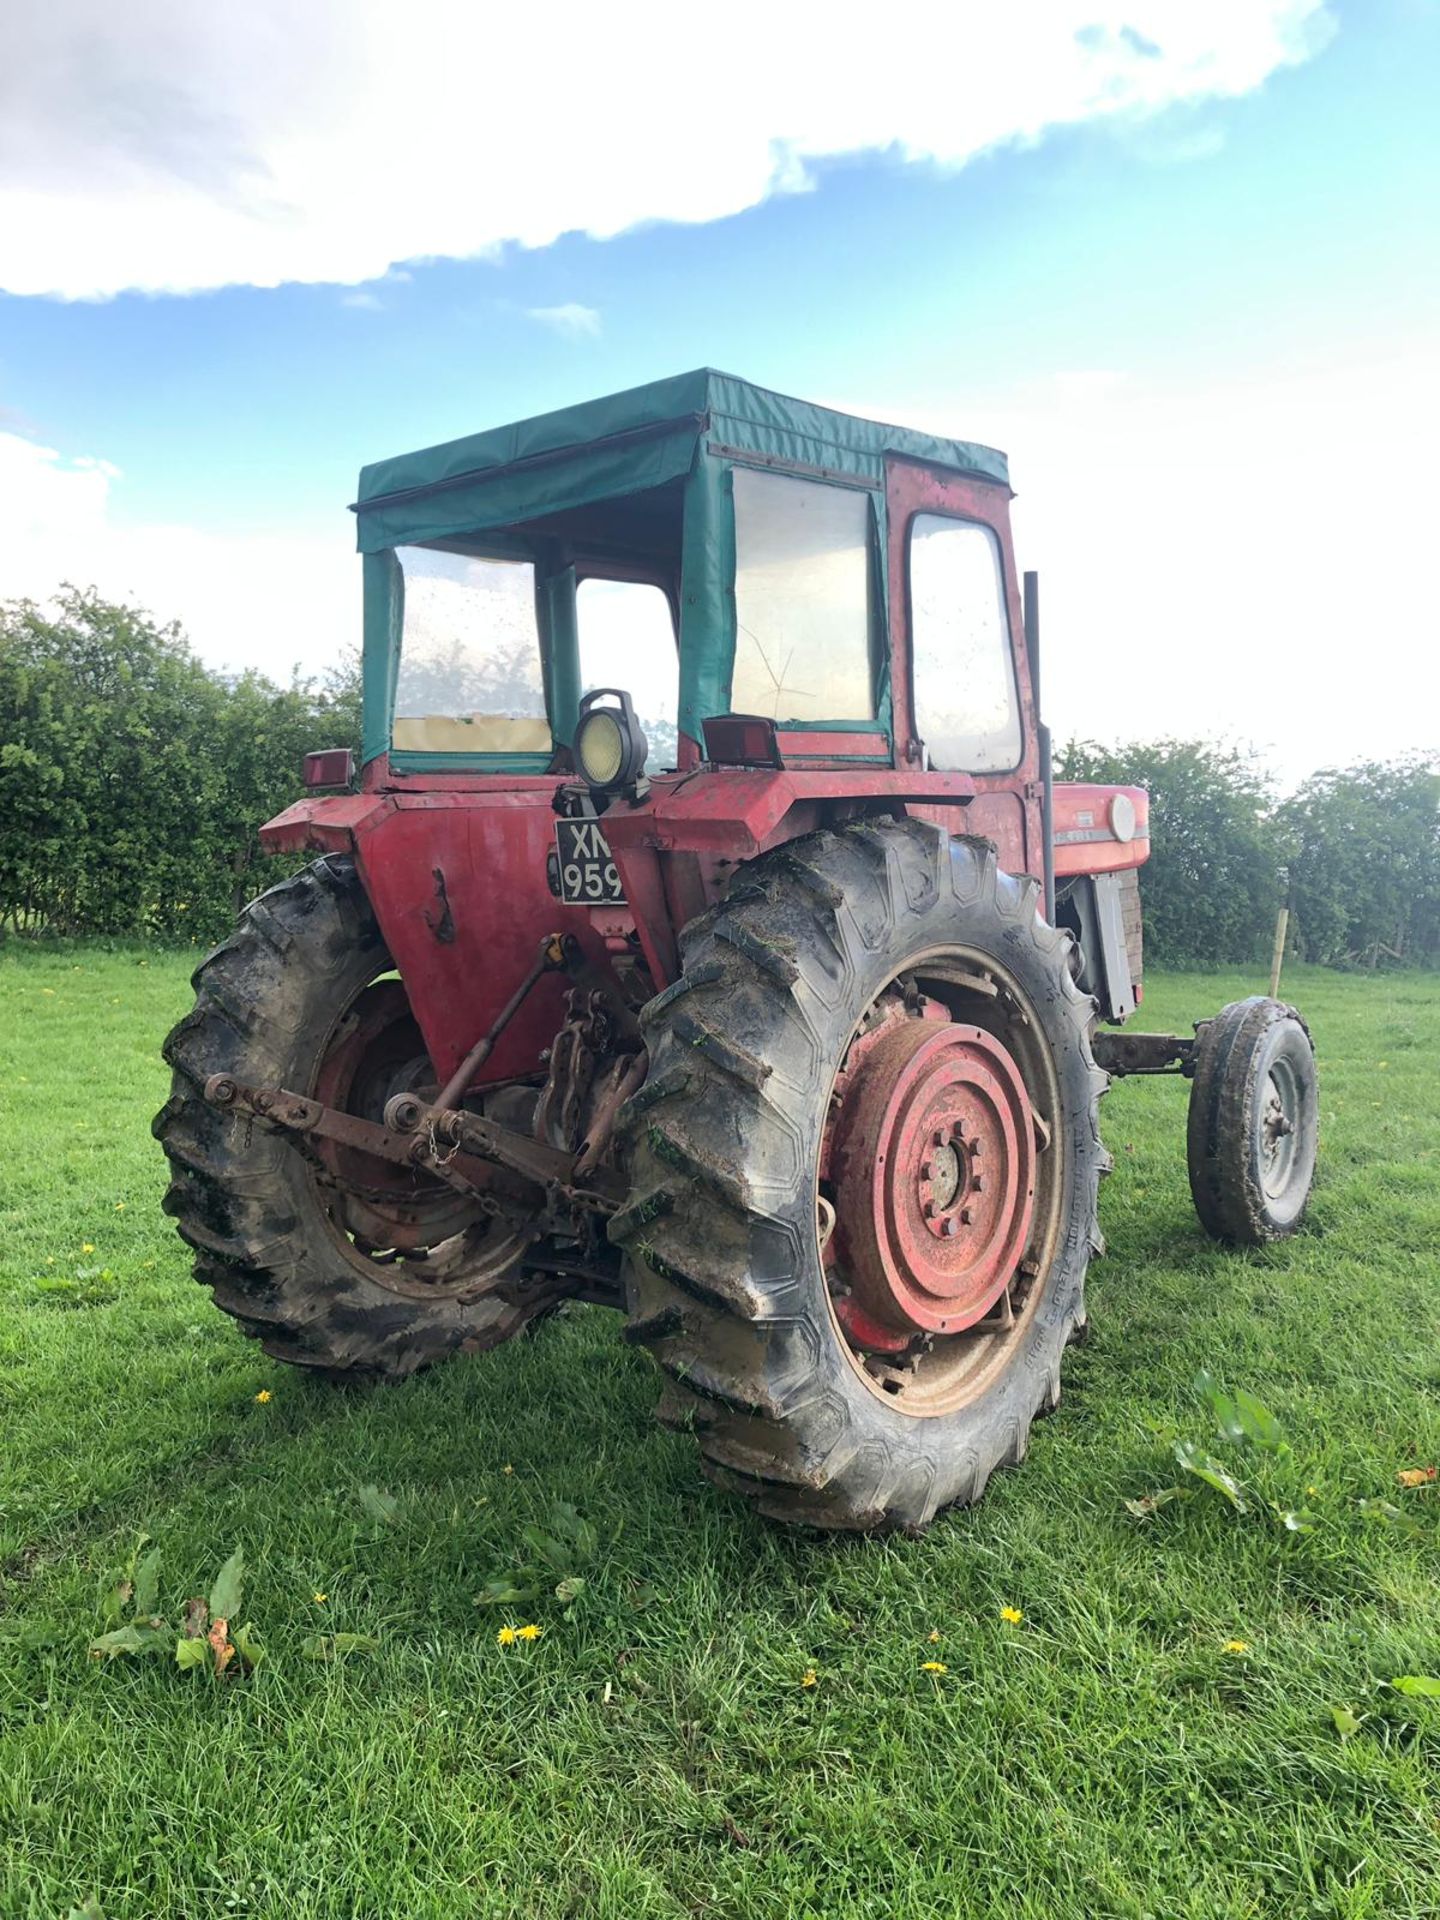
[829, 1019, 1037, 1336]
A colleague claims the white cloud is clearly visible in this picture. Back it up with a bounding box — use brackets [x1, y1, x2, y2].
[846, 348, 1440, 788]
[527, 303, 602, 340]
[339, 289, 382, 310]
[0, 431, 356, 684]
[1, 1, 1333, 300]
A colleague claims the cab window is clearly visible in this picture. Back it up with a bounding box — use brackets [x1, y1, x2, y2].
[392, 545, 550, 755]
[731, 468, 874, 723]
[908, 515, 1022, 771]
[576, 577, 678, 773]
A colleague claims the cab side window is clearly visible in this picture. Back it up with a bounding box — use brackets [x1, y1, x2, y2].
[908, 515, 1021, 771]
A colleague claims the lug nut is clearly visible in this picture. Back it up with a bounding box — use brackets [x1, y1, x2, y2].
[960, 1206, 974, 1225]
[972, 1175, 986, 1194]
[920, 1158, 934, 1180]
[971, 1140, 984, 1159]
[942, 1217, 960, 1237]
[922, 1200, 938, 1220]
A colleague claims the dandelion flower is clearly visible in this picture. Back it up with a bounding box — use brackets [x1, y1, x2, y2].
[497, 1626, 517, 1647]
[313, 1592, 327, 1605]
[999, 1606, 1024, 1625]
[801, 1669, 818, 1688]
[921, 1660, 948, 1675]
[1306, 1485, 1319, 1498]
[516, 1624, 542, 1641]
[254, 1389, 272, 1404]
[927, 1630, 941, 1644]
[1222, 1639, 1250, 1654]
[81, 1243, 95, 1255]
[501, 1464, 514, 1476]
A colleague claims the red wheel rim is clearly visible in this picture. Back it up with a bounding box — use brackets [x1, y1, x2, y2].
[829, 1019, 1036, 1337]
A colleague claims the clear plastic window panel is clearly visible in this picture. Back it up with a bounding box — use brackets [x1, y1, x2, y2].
[392, 546, 550, 754]
[576, 578, 679, 773]
[731, 468, 875, 723]
[908, 515, 1022, 772]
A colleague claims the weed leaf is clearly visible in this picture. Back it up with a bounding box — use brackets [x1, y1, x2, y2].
[302, 1632, 379, 1661]
[474, 1575, 541, 1608]
[357, 1484, 400, 1526]
[174, 1635, 208, 1671]
[1232, 1387, 1289, 1455]
[1330, 1705, 1363, 1739]
[133, 1545, 162, 1621]
[1194, 1371, 1245, 1445]
[1174, 1440, 1248, 1511]
[1124, 1487, 1185, 1519]
[1391, 1675, 1440, 1699]
[208, 1548, 244, 1623]
[230, 1621, 265, 1671]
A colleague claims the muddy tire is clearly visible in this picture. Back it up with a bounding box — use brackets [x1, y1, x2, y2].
[1187, 997, 1317, 1246]
[154, 856, 537, 1379]
[611, 819, 1109, 1531]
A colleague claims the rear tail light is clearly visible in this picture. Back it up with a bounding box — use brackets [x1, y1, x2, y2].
[702, 714, 783, 768]
[303, 748, 355, 790]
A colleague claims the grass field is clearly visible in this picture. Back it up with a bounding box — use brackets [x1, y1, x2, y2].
[2, 946, 1438, 1919]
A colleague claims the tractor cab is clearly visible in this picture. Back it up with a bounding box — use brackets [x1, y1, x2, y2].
[160, 372, 1318, 1536]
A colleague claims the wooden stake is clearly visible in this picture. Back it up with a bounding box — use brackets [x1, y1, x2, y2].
[1269, 906, 1290, 999]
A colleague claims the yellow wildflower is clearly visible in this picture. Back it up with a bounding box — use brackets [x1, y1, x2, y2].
[254, 1389, 272, 1404]
[497, 1625, 518, 1646]
[313, 1592, 327, 1605]
[801, 1669, 818, 1688]
[114, 1201, 125, 1211]
[81, 1243, 95, 1255]
[516, 1624, 542, 1642]
[999, 1606, 1024, 1625]
[501, 1464, 514, 1475]
[927, 1630, 941, 1644]
[1222, 1639, 1250, 1654]
[1306, 1485, 1319, 1498]
[921, 1660, 948, 1674]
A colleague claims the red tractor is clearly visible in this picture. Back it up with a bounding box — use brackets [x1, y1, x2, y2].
[155, 371, 1318, 1531]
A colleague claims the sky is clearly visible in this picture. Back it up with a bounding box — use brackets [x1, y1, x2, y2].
[1, 0, 1436, 790]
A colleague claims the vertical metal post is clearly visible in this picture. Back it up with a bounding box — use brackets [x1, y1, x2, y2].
[1024, 570, 1055, 924]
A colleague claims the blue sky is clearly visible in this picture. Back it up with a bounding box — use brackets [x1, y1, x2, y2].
[1, 0, 1436, 783]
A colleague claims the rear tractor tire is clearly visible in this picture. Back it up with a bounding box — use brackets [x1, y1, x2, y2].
[154, 855, 541, 1379]
[612, 819, 1110, 1532]
[1187, 996, 1318, 1245]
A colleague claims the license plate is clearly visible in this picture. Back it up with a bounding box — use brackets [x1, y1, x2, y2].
[554, 819, 626, 905]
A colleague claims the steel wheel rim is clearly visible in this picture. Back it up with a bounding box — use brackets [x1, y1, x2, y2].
[1260, 1055, 1301, 1201]
[817, 947, 1065, 1419]
[310, 972, 530, 1300]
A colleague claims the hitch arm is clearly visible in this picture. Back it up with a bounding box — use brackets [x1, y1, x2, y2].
[1091, 1031, 1196, 1077]
[203, 1076, 537, 1211]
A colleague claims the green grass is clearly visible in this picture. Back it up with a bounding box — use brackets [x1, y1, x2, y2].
[2, 947, 1439, 1919]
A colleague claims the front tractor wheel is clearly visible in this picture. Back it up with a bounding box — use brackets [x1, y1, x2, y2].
[612, 820, 1109, 1532]
[154, 856, 541, 1379]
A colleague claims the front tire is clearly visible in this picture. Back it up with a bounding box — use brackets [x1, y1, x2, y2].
[1187, 997, 1318, 1245]
[612, 819, 1109, 1531]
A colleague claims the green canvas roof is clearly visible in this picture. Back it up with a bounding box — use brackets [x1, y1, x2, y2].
[352, 369, 1009, 554]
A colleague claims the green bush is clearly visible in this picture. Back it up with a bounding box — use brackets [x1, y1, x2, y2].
[0, 588, 359, 942]
[1057, 736, 1439, 971]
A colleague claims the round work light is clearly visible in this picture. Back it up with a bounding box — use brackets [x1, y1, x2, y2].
[574, 688, 648, 794]
[1109, 792, 1137, 843]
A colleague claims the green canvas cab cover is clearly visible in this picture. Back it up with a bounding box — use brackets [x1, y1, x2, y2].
[353, 369, 1009, 553]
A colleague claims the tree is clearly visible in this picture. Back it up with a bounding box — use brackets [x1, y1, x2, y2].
[1056, 737, 1283, 967]
[1278, 758, 1440, 967]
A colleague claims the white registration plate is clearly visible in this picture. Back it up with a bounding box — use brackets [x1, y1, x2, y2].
[554, 820, 625, 905]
